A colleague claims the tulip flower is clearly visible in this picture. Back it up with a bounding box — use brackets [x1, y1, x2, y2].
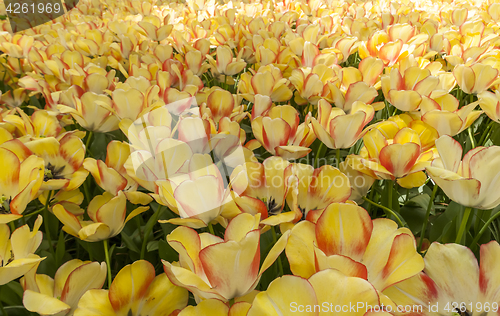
[0, 215, 45, 285]
[478, 89, 500, 122]
[22, 259, 107, 316]
[381, 66, 440, 112]
[288, 64, 338, 105]
[58, 92, 120, 133]
[155, 154, 239, 229]
[454, 63, 499, 95]
[206, 45, 247, 78]
[134, 16, 173, 42]
[24, 133, 89, 192]
[163, 213, 290, 302]
[426, 135, 500, 210]
[246, 269, 382, 316]
[238, 65, 293, 103]
[38, 189, 85, 216]
[0, 146, 44, 223]
[339, 155, 376, 204]
[0, 88, 28, 108]
[251, 105, 315, 160]
[0, 109, 63, 141]
[311, 99, 375, 150]
[285, 203, 424, 293]
[357, 118, 437, 188]
[0, 34, 34, 59]
[285, 163, 352, 221]
[74, 260, 188, 316]
[384, 241, 500, 316]
[177, 299, 251, 316]
[420, 94, 482, 136]
[53, 191, 149, 242]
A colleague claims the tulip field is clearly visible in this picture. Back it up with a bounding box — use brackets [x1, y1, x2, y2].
[2, 0, 500, 314]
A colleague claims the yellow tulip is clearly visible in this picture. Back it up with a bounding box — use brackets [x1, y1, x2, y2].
[0, 215, 45, 285]
[238, 65, 293, 103]
[478, 89, 500, 122]
[251, 105, 315, 160]
[426, 135, 500, 209]
[311, 99, 375, 149]
[206, 45, 247, 77]
[0, 145, 44, 223]
[22, 259, 107, 316]
[74, 260, 188, 316]
[53, 191, 149, 242]
[285, 203, 424, 292]
[453, 63, 499, 95]
[163, 213, 290, 302]
[177, 299, 251, 316]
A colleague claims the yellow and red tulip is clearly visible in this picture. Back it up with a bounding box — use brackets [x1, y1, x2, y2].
[238, 65, 293, 103]
[0, 215, 45, 285]
[311, 99, 375, 149]
[285, 203, 424, 293]
[22, 259, 107, 316]
[426, 135, 500, 209]
[163, 213, 290, 302]
[74, 260, 188, 316]
[478, 89, 500, 122]
[453, 63, 499, 95]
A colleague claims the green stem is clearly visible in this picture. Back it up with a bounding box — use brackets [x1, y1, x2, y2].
[103, 239, 112, 288]
[470, 209, 500, 250]
[140, 205, 162, 260]
[418, 184, 438, 252]
[362, 196, 404, 227]
[43, 191, 55, 257]
[468, 125, 476, 148]
[85, 131, 93, 151]
[336, 148, 341, 169]
[315, 142, 324, 168]
[387, 180, 393, 211]
[365, 182, 377, 215]
[23, 206, 46, 220]
[208, 222, 215, 235]
[478, 121, 495, 147]
[271, 226, 283, 277]
[8, 222, 15, 233]
[455, 207, 473, 244]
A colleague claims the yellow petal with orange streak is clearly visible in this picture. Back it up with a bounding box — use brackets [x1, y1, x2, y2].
[229, 301, 252, 316]
[166, 226, 203, 274]
[225, 213, 260, 242]
[247, 275, 318, 316]
[53, 205, 82, 238]
[379, 143, 420, 178]
[344, 82, 378, 113]
[403, 67, 431, 90]
[388, 90, 422, 111]
[315, 203, 373, 261]
[309, 269, 380, 316]
[397, 171, 427, 189]
[207, 89, 234, 124]
[393, 127, 421, 146]
[314, 248, 368, 279]
[60, 261, 107, 309]
[359, 57, 384, 86]
[178, 299, 229, 316]
[140, 273, 189, 316]
[453, 65, 475, 94]
[200, 230, 260, 300]
[78, 223, 111, 242]
[330, 110, 367, 148]
[362, 129, 387, 159]
[112, 88, 144, 121]
[379, 40, 403, 65]
[23, 290, 71, 315]
[285, 221, 317, 278]
[275, 146, 311, 160]
[74, 289, 115, 316]
[95, 191, 127, 234]
[471, 64, 499, 94]
[259, 230, 291, 276]
[422, 110, 463, 136]
[109, 260, 156, 314]
[310, 118, 336, 149]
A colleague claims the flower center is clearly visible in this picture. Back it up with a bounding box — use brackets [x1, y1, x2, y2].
[44, 163, 65, 181]
[0, 195, 11, 214]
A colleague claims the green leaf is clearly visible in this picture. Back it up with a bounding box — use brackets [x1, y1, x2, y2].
[158, 240, 178, 263]
[429, 202, 462, 242]
[0, 281, 24, 306]
[121, 231, 141, 254]
[147, 241, 159, 252]
[55, 231, 66, 267]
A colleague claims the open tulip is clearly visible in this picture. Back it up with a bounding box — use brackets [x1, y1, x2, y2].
[247, 269, 382, 316]
[238, 65, 293, 103]
[206, 45, 247, 78]
[22, 259, 107, 316]
[177, 298, 250, 316]
[0, 215, 45, 285]
[478, 89, 500, 122]
[251, 105, 315, 160]
[285, 203, 424, 294]
[311, 99, 374, 149]
[0, 146, 44, 223]
[453, 63, 499, 95]
[384, 241, 500, 316]
[74, 260, 188, 316]
[53, 191, 149, 242]
[163, 213, 290, 302]
[426, 135, 500, 209]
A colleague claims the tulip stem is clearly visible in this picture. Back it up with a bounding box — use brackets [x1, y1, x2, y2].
[467, 126, 476, 148]
[470, 209, 500, 250]
[208, 222, 215, 235]
[43, 191, 55, 257]
[455, 207, 473, 244]
[271, 226, 284, 277]
[315, 142, 324, 168]
[362, 196, 404, 227]
[103, 239, 112, 288]
[419, 184, 438, 252]
[140, 205, 163, 260]
[336, 148, 341, 169]
[85, 131, 93, 152]
[387, 181, 393, 211]
[478, 120, 496, 147]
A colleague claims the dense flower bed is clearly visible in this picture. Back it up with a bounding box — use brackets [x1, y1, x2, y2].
[1, 0, 500, 315]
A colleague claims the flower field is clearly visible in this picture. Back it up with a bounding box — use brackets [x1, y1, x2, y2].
[1, 0, 500, 314]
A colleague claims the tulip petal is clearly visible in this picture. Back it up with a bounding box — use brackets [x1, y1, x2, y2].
[23, 290, 70, 315]
[74, 289, 115, 316]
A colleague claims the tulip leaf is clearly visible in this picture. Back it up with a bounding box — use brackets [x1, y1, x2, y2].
[400, 206, 427, 235]
[55, 230, 66, 267]
[0, 281, 23, 307]
[429, 202, 462, 242]
[120, 231, 141, 254]
[147, 241, 159, 252]
[158, 239, 178, 263]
